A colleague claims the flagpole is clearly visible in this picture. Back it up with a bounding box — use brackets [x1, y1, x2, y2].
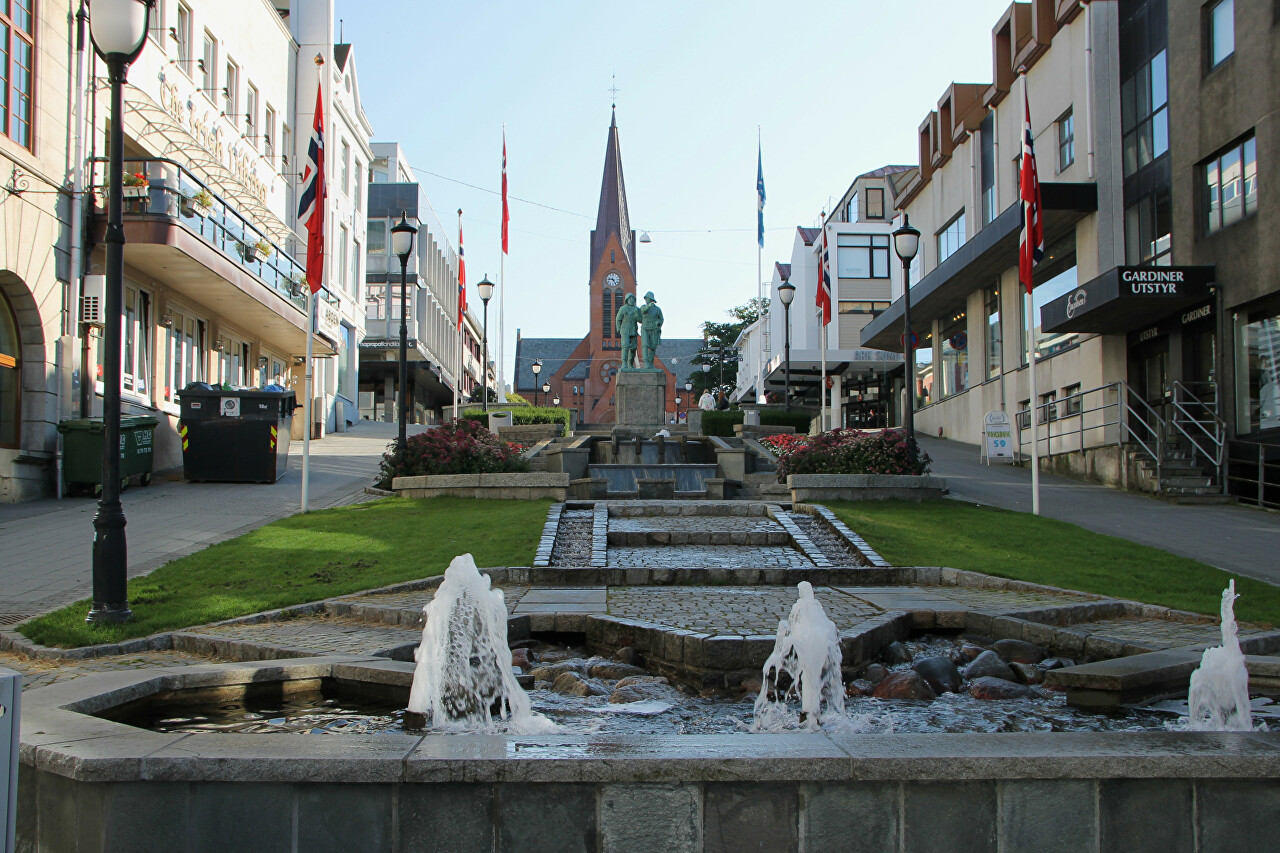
[300, 58, 325, 514]
[1019, 69, 1042, 516]
[453, 209, 462, 423]
[302, 289, 314, 512]
[1027, 289, 1040, 515]
[497, 125, 508, 404]
[821, 312, 828, 432]
[757, 126, 764, 404]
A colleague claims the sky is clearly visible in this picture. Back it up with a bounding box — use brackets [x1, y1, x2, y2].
[334, 0, 1014, 383]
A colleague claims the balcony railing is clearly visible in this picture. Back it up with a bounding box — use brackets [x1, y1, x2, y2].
[90, 157, 336, 313]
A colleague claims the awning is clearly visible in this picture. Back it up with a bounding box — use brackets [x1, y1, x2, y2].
[1040, 265, 1216, 334]
[861, 183, 1098, 351]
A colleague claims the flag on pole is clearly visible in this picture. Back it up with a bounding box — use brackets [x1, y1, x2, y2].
[501, 133, 510, 254]
[816, 225, 833, 326]
[298, 85, 326, 293]
[756, 143, 766, 249]
[457, 211, 467, 331]
[1019, 89, 1044, 294]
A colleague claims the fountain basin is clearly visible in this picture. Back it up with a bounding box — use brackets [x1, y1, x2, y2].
[18, 656, 1280, 852]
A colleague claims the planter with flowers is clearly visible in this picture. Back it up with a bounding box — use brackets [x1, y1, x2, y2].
[242, 238, 273, 263]
[121, 171, 149, 198]
[776, 428, 947, 502]
[182, 188, 214, 218]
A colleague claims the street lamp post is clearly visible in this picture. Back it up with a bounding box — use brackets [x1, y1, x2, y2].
[390, 212, 418, 456]
[477, 276, 494, 412]
[531, 359, 542, 406]
[777, 277, 796, 413]
[86, 0, 152, 624]
[892, 214, 921, 447]
[541, 381, 551, 407]
[552, 395, 560, 407]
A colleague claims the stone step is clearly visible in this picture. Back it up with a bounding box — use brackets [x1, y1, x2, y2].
[1169, 493, 1234, 505]
[1160, 475, 1213, 488]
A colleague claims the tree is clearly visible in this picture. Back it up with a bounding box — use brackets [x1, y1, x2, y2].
[690, 297, 769, 398]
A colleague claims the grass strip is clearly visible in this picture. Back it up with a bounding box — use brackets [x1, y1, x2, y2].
[825, 499, 1280, 627]
[20, 497, 551, 648]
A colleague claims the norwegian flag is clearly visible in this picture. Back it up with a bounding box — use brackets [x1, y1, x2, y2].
[297, 85, 325, 294]
[1019, 88, 1045, 294]
[816, 225, 832, 326]
[457, 211, 467, 331]
[501, 133, 510, 254]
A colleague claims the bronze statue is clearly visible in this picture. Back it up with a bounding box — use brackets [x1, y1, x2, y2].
[640, 291, 663, 369]
[615, 292, 642, 369]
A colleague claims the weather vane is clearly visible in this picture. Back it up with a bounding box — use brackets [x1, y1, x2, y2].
[609, 74, 619, 109]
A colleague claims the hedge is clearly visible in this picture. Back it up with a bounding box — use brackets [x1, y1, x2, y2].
[462, 405, 570, 435]
[699, 408, 814, 436]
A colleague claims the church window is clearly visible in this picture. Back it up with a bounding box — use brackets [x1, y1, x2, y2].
[602, 291, 613, 338]
[611, 250, 615, 263]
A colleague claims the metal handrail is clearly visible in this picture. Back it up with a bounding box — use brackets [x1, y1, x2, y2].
[1225, 437, 1280, 510]
[1171, 381, 1226, 489]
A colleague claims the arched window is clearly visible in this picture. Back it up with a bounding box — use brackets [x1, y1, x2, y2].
[0, 291, 19, 447]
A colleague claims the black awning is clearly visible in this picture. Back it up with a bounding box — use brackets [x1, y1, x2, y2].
[1040, 266, 1216, 334]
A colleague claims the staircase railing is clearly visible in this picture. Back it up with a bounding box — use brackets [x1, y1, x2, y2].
[1171, 381, 1226, 492]
[1225, 439, 1280, 509]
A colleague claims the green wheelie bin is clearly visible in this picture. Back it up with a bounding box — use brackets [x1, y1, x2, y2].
[57, 415, 160, 496]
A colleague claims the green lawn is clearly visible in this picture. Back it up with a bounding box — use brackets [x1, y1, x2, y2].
[21, 497, 551, 649]
[825, 499, 1280, 626]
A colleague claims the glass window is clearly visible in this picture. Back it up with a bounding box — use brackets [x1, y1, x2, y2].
[1237, 309, 1280, 433]
[1125, 189, 1172, 264]
[835, 234, 890, 279]
[341, 140, 351, 195]
[1210, 0, 1234, 68]
[915, 334, 933, 408]
[1032, 264, 1080, 357]
[1205, 134, 1258, 233]
[367, 218, 387, 253]
[122, 288, 150, 396]
[351, 239, 360, 296]
[224, 59, 238, 121]
[986, 287, 1001, 380]
[245, 84, 258, 148]
[175, 3, 191, 66]
[980, 112, 997, 226]
[0, 291, 19, 446]
[201, 32, 215, 94]
[264, 104, 276, 160]
[937, 211, 966, 264]
[1058, 109, 1075, 170]
[940, 317, 969, 398]
[338, 224, 349, 291]
[1121, 50, 1168, 177]
[338, 325, 353, 397]
[838, 301, 891, 315]
[365, 282, 387, 322]
[353, 161, 362, 210]
[865, 188, 885, 219]
[1062, 383, 1082, 416]
[0, 0, 35, 148]
[148, 0, 165, 43]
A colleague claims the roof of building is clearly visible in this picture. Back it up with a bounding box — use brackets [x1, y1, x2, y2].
[797, 227, 820, 246]
[514, 335, 708, 391]
[590, 110, 635, 279]
[775, 262, 791, 280]
[334, 44, 352, 71]
[857, 164, 916, 181]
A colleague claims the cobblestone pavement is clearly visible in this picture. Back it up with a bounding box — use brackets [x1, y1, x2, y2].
[788, 513, 865, 566]
[841, 585, 1099, 613]
[549, 509, 593, 566]
[606, 545, 815, 568]
[0, 649, 218, 690]
[608, 517, 783, 534]
[336, 586, 530, 615]
[1054, 616, 1259, 650]
[606, 586, 882, 634]
[183, 615, 422, 656]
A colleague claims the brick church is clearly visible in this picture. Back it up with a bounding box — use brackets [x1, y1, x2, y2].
[514, 110, 703, 424]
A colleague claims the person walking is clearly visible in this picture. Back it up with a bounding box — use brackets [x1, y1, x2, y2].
[699, 390, 715, 411]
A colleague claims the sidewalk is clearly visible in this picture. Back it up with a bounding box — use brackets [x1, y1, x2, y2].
[0, 420, 420, 622]
[917, 435, 1280, 585]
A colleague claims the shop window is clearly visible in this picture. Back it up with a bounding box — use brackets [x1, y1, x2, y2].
[1, 0, 35, 148]
[1058, 109, 1075, 171]
[0, 291, 19, 447]
[1204, 134, 1257, 233]
[122, 287, 151, 397]
[940, 316, 969, 398]
[914, 334, 933, 408]
[986, 287, 1002, 380]
[936, 211, 966, 264]
[1121, 50, 1168, 177]
[1236, 309, 1280, 433]
[1125, 189, 1173, 264]
[1208, 0, 1234, 69]
[836, 235, 890, 279]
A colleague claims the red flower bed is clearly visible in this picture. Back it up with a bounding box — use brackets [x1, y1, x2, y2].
[759, 433, 809, 458]
[775, 428, 931, 482]
[376, 419, 529, 488]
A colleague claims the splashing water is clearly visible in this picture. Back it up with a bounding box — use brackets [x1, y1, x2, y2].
[1186, 580, 1254, 732]
[407, 554, 557, 733]
[752, 582, 848, 732]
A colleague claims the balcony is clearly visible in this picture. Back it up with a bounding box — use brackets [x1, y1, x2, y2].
[90, 157, 337, 353]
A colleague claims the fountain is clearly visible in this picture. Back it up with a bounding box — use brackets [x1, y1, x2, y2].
[406, 553, 556, 733]
[1186, 580, 1255, 732]
[751, 582, 847, 732]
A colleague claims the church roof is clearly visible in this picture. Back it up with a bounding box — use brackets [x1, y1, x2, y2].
[590, 110, 635, 279]
[513, 336, 709, 391]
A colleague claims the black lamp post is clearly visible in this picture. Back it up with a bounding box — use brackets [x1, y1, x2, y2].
[893, 214, 921, 447]
[552, 394, 560, 407]
[531, 359, 542, 405]
[390, 211, 418, 455]
[477, 275, 494, 412]
[86, 0, 152, 624]
[777, 276, 796, 413]
[541, 381, 551, 407]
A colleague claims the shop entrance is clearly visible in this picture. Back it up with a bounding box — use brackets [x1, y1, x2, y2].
[1128, 331, 1170, 442]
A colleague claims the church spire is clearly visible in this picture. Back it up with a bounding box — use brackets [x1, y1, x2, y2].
[591, 108, 634, 278]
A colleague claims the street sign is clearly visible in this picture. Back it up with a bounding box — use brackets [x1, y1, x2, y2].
[981, 410, 1015, 464]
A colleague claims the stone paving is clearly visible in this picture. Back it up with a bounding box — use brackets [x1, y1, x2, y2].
[606, 585, 883, 635]
[0, 649, 217, 690]
[606, 544, 815, 568]
[1053, 616, 1266, 650]
[841, 585, 1100, 614]
[179, 615, 423, 657]
[334, 586, 530, 615]
[548, 508, 593, 566]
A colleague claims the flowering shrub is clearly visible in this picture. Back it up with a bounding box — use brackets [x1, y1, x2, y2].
[760, 433, 809, 458]
[775, 428, 931, 482]
[376, 419, 529, 488]
[506, 441, 530, 454]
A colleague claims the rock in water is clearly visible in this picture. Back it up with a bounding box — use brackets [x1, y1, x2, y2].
[1008, 662, 1043, 685]
[871, 671, 937, 701]
[863, 663, 889, 684]
[912, 656, 962, 694]
[552, 671, 606, 697]
[1187, 581, 1253, 732]
[882, 641, 912, 665]
[587, 659, 649, 680]
[969, 676, 1037, 700]
[963, 650, 1017, 683]
[612, 646, 640, 665]
[994, 639, 1048, 664]
[511, 647, 535, 670]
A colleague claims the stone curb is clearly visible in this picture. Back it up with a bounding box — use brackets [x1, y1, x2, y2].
[765, 504, 832, 568]
[533, 502, 564, 567]
[800, 503, 892, 567]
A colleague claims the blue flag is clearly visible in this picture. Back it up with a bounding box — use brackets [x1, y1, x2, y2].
[756, 145, 766, 249]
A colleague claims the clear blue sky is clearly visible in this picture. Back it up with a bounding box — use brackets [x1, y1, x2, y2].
[335, 0, 1013, 380]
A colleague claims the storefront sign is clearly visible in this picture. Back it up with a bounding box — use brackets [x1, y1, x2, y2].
[361, 339, 417, 350]
[982, 411, 1015, 463]
[315, 301, 342, 343]
[1042, 265, 1216, 335]
[1182, 304, 1212, 325]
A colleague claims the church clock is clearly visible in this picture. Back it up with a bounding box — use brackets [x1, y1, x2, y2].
[605, 272, 621, 288]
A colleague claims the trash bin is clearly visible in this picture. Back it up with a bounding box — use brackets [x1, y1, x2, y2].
[178, 385, 295, 483]
[57, 415, 159, 495]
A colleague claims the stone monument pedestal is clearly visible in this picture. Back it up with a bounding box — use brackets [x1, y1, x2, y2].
[614, 370, 665, 430]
